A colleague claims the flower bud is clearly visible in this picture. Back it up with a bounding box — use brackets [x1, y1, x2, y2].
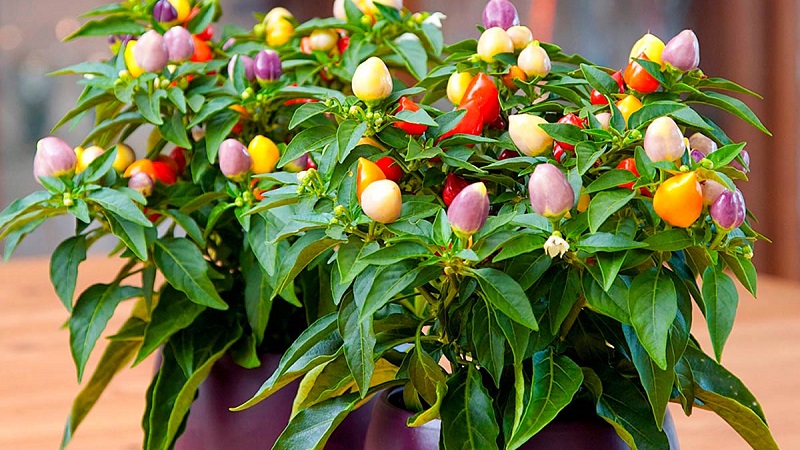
[447, 182, 490, 238]
[128, 171, 154, 197]
[644, 116, 685, 162]
[360, 179, 402, 223]
[629, 33, 665, 66]
[254, 49, 282, 82]
[731, 149, 750, 172]
[153, 0, 178, 23]
[163, 26, 194, 62]
[134, 30, 169, 73]
[477, 27, 514, 63]
[219, 139, 252, 181]
[446, 71, 474, 106]
[508, 114, 552, 156]
[482, 0, 519, 30]
[518, 41, 551, 77]
[711, 188, 746, 230]
[700, 179, 726, 206]
[114, 143, 136, 172]
[352, 57, 393, 103]
[662, 29, 700, 71]
[309, 29, 339, 52]
[528, 163, 574, 219]
[506, 25, 533, 50]
[33, 137, 77, 182]
[228, 55, 255, 82]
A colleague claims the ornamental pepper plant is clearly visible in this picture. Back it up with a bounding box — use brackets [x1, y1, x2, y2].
[0, 0, 778, 449]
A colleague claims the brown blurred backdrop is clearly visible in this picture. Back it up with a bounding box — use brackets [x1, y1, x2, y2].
[1, 0, 796, 280]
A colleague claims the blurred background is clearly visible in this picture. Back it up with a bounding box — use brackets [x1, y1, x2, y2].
[1, 0, 797, 280]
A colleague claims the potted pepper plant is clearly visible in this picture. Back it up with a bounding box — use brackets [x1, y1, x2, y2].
[0, 0, 446, 449]
[229, 1, 779, 450]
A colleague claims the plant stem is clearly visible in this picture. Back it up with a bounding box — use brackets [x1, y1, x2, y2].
[559, 296, 586, 341]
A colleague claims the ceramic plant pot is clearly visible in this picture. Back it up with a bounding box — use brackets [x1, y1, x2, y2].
[363, 388, 680, 450]
[174, 353, 375, 450]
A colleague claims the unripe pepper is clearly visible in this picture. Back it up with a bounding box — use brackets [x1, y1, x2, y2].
[248, 135, 280, 174]
[134, 30, 169, 73]
[284, 154, 309, 173]
[442, 173, 469, 207]
[447, 182, 490, 239]
[528, 163, 574, 220]
[700, 179, 726, 206]
[356, 157, 386, 200]
[360, 179, 402, 223]
[446, 71, 474, 106]
[309, 29, 338, 52]
[711, 188, 746, 231]
[477, 27, 514, 63]
[518, 41, 551, 78]
[128, 172, 154, 197]
[506, 25, 533, 50]
[228, 54, 255, 82]
[653, 171, 702, 227]
[555, 113, 584, 151]
[254, 49, 282, 82]
[219, 139, 252, 181]
[113, 143, 136, 172]
[615, 95, 643, 125]
[644, 116, 685, 162]
[624, 53, 660, 93]
[163, 26, 194, 62]
[393, 97, 427, 136]
[594, 112, 611, 130]
[502, 65, 527, 89]
[629, 33, 665, 67]
[688, 132, 717, 155]
[124, 41, 145, 78]
[76, 146, 105, 173]
[508, 114, 552, 156]
[352, 57, 393, 104]
[662, 29, 700, 71]
[376, 156, 403, 182]
[460, 72, 500, 125]
[482, 0, 519, 30]
[33, 136, 76, 182]
[589, 71, 624, 105]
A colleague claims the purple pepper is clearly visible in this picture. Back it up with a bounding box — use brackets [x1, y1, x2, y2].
[731, 149, 751, 173]
[528, 163, 574, 220]
[482, 0, 520, 30]
[447, 182, 490, 238]
[700, 179, 726, 206]
[134, 30, 169, 73]
[690, 149, 705, 163]
[128, 171, 155, 197]
[163, 26, 194, 62]
[153, 0, 178, 23]
[662, 29, 700, 71]
[688, 132, 717, 155]
[228, 55, 255, 82]
[219, 139, 252, 181]
[254, 49, 282, 82]
[33, 136, 77, 183]
[711, 188, 746, 230]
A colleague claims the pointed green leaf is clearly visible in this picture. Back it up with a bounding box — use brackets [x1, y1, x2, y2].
[339, 299, 375, 396]
[473, 268, 538, 330]
[50, 235, 87, 312]
[136, 284, 205, 364]
[440, 366, 500, 450]
[628, 268, 677, 370]
[702, 266, 739, 361]
[153, 238, 228, 310]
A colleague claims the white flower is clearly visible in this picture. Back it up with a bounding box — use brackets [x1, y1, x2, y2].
[296, 170, 309, 183]
[423, 12, 446, 29]
[544, 233, 569, 258]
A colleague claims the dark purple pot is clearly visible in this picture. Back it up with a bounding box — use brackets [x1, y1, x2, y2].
[174, 353, 375, 450]
[363, 388, 680, 450]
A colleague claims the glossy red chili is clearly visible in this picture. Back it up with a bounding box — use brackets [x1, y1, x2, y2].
[393, 97, 427, 136]
[443, 173, 469, 207]
[460, 72, 500, 125]
[497, 149, 519, 160]
[555, 113, 585, 151]
[589, 71, 625, 105]
[436, 100, 483, 143]
[624, 53, 660, 94]
[617, 157, 651, 196]
[337, 35, 350, 55]
[553, 143, 567, 163]
[196, 25, 213, 41]
[376, 156, 403, 182]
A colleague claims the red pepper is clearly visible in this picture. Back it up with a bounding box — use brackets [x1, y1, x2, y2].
[553, 143, 567, 163]
[152, 160, 177, 185]
[436, 100, 483, 143]
[497, 149, 519, 160]
[300, 36, 313, 55]
[460, 72, 500, 125]
[196, 24, 213, 41]
[617, 157, 651, 196]
[555, 113, 585, 151]
[393, 97, 428, 136]
[376, 156, 403, 182]
[190, 35, 212, 62]
[442, 173, 469, 207]
[169, 147, 187, 175]
[589, 70, 625, 105]
[337, 35, 350, 55]
[624, 53, 660, 94]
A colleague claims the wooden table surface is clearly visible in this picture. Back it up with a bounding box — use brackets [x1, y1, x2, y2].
[0, 257, 798, 449]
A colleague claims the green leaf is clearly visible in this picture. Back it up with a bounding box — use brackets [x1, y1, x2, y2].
[165, 209, 204, 246]
[61, 318, 142, 449]
[134, 89, 165, 125]
[69, 284, 142, 381]
[104, 212, 148, 261]
[337, 120, 368, 163]
[290, 102, 329, 129]
[578, 232, 649, 253]
[538, 123, 585, 147]
[79, 147, 118, 184]
[628, 101, 684, 129]
[695, 77, 763, 98]
[720, 252, 757, 296]
[360, 241, 430, 265]
[273, 391, 362, 450]
[394, 108, 438, 126]
[65, 15, 146, 41]
[153, 238, 228, 310]
[687, 91, 771, 135]
[279, 126, 336, 168]
[706, 142, 745, 168]
[88, 187, 151, 227]
[587, 190, 636, 233]
[508, 350, 583, 450]
[409, 346, 447, 406]
[204, 109, 240, 163]
[159, 110, 192, 149]
[186, 1, 216, 34]
[167, 87, 186, 113]
[187, 96, 235, 128]
[0, 191, 51, 231]
[623, 326, 674, 431]
[50, 235, 87, 312]
[272, 230, 342, 300]
[440, 366, 500, 450]
[694, 388, 779, 450]
[546, 268, 581, 334]
[387, 33, 428, 81]
[628, 268, 677, 370]
[359, 263, 439, 320]
[643, 229, 693, 252]
[473, 268, 538, 330]
[580, 64, 619, 95]
[701, 266, 739, 361]
[596, 375, 671, 450]
[136, 284, 205, 364]
[585, 170, 637, 194]
[583, 274, 630, 324]
[471, 299, 505, 385]
[339, 298, 375, 396]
